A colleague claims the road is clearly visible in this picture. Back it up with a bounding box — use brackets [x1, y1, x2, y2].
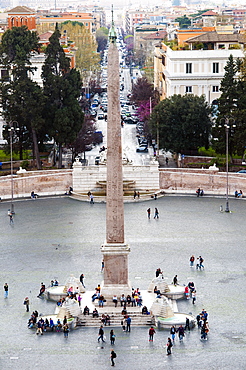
[85, 67, 154, 166]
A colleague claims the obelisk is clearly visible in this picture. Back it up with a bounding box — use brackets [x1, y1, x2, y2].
[100, 10, 131, 298]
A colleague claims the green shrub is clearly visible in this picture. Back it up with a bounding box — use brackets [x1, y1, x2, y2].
[198, 147, 217, 157]
[21, 160, 29, 170]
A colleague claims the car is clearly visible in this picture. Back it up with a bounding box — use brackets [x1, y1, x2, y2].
[237, 170, 246, 173]
[124, 117, 136, 124]
[139, 139, 148, 146]
[136, 145, 148, 153]
[95, 156, 100, 165]
[98, 113, 104, 120]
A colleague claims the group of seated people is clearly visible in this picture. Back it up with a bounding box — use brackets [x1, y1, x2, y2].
[27, 310, 39, 328]
[235, 190, 243, 198]
[101, 314, 110, 325]
[28, 312, 66, 334]
[50, 279, 59, 287]
[112, 289, 143, 308]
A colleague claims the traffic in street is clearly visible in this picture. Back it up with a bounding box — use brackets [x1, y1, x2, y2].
[78, 30, 155, 167]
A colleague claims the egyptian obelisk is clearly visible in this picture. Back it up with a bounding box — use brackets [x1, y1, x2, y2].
[100, 9, 131, 298]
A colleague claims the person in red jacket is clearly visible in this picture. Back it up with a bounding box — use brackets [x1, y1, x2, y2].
[149, 326, 156, 341]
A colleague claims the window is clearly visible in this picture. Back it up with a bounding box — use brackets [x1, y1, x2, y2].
[212, 86, 219, 92]
[213, 63, 219, 73]
[186, 86, 192, 93]
[186, 63, 192, 74]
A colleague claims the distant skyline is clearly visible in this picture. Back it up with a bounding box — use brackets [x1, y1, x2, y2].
[1, 0, 246, 12]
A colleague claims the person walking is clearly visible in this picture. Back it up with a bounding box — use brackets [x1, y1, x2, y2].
[101, 260, 104, 272]
[149, 326, 156, 341]
[110, 329, 116, 345]
[8, 211, 14, 224]
[147, 208, 151, 219]
[167, 337, 173, 355]
[126, 316, 131, 332]
[77, 294, 82, 307]
[154, 208, 159, 219]
[4, 283, 8, 298]
[63, 323, 69, 338]
[23, 297, 30, 312]
[199, 256, 205, 269]
[177, 325, 185, 341]
[90, 193, 94, 204]
[98, 325, 105, 343]
[192, 290, 196, 304]
[173, 275, 178, 286]
[200, 324, 208, 340]
[110, 349, 117, 366]
[185, 317, 190, 332]
[79, 273, 85, 288]
[170, 326, 176, 341]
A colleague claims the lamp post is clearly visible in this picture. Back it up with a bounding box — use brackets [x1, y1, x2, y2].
[8, 121, 18, 214]
[220, 117, 235, 213]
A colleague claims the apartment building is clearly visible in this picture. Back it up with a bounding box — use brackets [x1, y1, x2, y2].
[154, 32, 245, 104]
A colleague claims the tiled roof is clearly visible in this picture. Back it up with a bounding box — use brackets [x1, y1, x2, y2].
[186, 31, 244, 43]
[143, 30, 167, 40]
[8, 6, 34, 14]
[201, 10, 218, 16]
[38, 31, 53, 41]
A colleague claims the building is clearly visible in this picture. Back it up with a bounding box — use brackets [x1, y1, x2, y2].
[154, 31, 245, 104]
[7, 6, 36, 31]
[36, 12, 94, 34]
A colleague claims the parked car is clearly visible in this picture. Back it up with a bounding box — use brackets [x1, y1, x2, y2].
[136, 145, 148, 153]
[237, 170, 246, 173]
[95, 156, 100, 165]
[98, 113, 104, 120]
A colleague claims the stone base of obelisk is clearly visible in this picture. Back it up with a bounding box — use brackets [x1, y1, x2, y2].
[100, 243, 132, 300]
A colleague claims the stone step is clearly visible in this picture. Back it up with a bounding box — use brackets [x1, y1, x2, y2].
[77, 313, 154, 327]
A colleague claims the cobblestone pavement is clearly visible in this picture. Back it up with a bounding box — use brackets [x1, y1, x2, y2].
[0, 196, 245, 369]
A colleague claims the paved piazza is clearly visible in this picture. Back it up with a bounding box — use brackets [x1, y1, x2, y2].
[0, 195, 245, 369]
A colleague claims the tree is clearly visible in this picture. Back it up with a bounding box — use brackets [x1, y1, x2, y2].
[0, 26, 44, 168]
[60, 21, 100, 79]
[149, 94, 212, 154]
[130, 77, 159, 124]
[1, 76, 45, 167]
[130, 77, 156, 107]
[0, 25, 39, 75]
[212, 54, 246, 159]
[42, 28, 84, 168]
[70, 115, 97, 162]
[96, 27, 109, 53]
[175, 15, 191, 29]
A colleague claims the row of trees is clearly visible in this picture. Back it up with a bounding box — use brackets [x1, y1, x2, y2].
[0, 26, 84, 169]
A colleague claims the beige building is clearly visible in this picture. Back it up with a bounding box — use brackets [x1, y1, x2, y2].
[154, 32, 245, 103]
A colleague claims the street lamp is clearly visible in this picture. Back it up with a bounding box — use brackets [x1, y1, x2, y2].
[220, 117, 236, 213]
[8, 121, 19, 214]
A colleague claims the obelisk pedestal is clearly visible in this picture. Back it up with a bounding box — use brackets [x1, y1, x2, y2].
[100, 17, 131, 300]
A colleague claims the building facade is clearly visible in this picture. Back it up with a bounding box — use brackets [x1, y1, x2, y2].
[154, 34, 245, 104]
